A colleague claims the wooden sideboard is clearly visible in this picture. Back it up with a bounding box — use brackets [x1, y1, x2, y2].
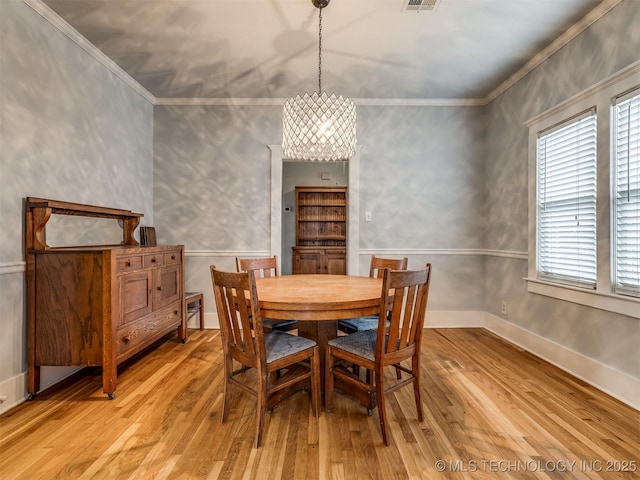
[25, 198, 186, 399]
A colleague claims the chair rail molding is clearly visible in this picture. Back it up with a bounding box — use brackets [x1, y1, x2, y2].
[359, 249, 527, 260]
[185, 250, 271, 258]
[0, 262, 26, 275]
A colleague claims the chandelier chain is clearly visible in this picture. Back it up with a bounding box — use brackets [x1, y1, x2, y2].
[318, 6, 322, 93]
[281, 0, 356, 161]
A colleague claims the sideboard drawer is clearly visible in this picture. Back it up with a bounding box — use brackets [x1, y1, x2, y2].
[165, 252, 181, 265]
[117, 255, 143, 273]
[116, 305, 181, 358]
[143, 253, 164, 268]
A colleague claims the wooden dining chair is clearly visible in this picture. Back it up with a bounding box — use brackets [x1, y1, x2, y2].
[236, 256, 298, 332]
[337, 255, 408, 334]
[325, 263, 432, 445]
[211, 266, 321, 448]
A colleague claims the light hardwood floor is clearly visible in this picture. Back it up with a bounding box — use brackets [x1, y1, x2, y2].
[1, 328, 638, 479]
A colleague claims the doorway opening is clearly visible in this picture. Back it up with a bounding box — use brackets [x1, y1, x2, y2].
[269, 145, 361, 275]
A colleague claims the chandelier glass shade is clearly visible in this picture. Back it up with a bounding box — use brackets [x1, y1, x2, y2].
[282, 0, 356, 161]
[283, 91, 356, 161]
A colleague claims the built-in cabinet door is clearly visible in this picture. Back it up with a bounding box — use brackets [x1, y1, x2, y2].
[325, 250, 346, 275]
[120, 271, 153, 325]
[292, 247, 346, 275]
[154, 264, 181, 308]
[293, 249, 322, 274]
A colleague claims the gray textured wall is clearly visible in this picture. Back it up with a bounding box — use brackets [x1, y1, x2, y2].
[358, 105, 486, 250]
[484, 0, 640, 376]
[153, 103, 486, 313]
[0, 0, 153, 398]
[1, 0, 638, 412]
[153, 105, 277, 251]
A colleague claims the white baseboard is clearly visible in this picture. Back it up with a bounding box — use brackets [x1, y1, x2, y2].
[189, 312, 219, 329]
[0, 373, 27, 415]
[0, 367, 84, 414]
[484, 313, 639, 410]
[424, 310, 485, 328]
[5, 311, 636, 413]
[195, 310, 485, 330]
[195, 309, 638, 409]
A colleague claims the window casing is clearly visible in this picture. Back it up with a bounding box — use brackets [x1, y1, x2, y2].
[613, 90, 640, 297]
[536, 111, 597, 288]
[526, 64, 639, 319]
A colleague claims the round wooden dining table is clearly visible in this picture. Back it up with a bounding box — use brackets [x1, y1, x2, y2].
[255, 274, 382, 321]
[255, 274, 383, 384]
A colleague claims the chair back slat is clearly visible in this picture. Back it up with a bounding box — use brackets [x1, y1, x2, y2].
[237, 256, 279, 278]
[369, 255, 407, 278]
[211, 266, 265, 361]
[378, 264, 431, 359]
[212, 264, 320, 447]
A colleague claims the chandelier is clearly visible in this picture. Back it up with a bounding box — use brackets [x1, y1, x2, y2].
[282, 0, 356, 161]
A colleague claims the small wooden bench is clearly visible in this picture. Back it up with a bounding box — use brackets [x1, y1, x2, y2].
[185, 292, 204, 330]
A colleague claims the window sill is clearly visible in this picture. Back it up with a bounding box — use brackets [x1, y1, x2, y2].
[525, 278, 639, 319]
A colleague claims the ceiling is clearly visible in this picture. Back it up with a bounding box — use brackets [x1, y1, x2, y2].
[40, 0, 607, 101]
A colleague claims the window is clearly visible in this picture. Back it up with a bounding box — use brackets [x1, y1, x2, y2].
[613, 90, 640, 297]
[526, 65, 639, 318]
[536, 111, 597, 288]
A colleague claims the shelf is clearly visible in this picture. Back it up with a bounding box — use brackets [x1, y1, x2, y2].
[298, 219, 346, 222]
[298, 236, 346, 240]
[298, 202, 347, 207]
[295, 186, 347, 267]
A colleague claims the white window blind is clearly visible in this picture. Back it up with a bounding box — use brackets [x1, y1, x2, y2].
[537, 111, 597, 288]
[613, 90, 640, 297]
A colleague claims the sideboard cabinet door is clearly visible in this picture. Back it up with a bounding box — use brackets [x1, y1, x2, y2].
[120, 270, 153, 325]
[154, 263, 182, 309]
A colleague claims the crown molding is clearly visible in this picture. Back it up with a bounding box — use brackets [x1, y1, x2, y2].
[154, 98, 284, 106]
[485, 0, 623, 103]
[24, 0, 623, 109]
[154, 97, 487, 107]
[21, 0, 156, 105]
[353, 98, 486, 107]
[524, 59, 640, 127]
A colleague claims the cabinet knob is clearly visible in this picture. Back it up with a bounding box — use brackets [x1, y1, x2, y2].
[123, 336, 130, 343]
[157, 286, 162, 291]
[151, 257, 157, 263]
[125, 261, 131, 267]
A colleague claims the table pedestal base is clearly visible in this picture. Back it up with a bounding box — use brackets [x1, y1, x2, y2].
[297, 320, 337, 383]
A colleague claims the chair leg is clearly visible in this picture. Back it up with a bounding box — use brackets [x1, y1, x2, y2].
[221, 356, 233, 423]
[310, 346, 321, 418]
[375, 368, 390, 446]
[412, 355, 423, 421]
[254, 370, 268, 448]
[325, 346, 334, 413]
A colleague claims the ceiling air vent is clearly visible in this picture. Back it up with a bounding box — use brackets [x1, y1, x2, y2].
[402, 0, 441, 12]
